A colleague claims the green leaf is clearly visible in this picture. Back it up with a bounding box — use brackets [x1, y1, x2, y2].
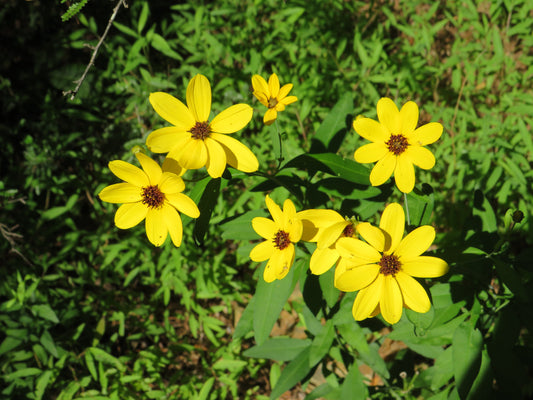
[150, 33, 182, 60]
[472, 190, 497, 233]
[193, 178, 221, 245]
[4, 367, 42, 381]
[32, 304, 59, 323]
[212, 358, 248, 370]
[270, 347, 313, 400]
[312, 92, 354, 153]
[253, 261, 300, 345]
[452, 323, 483, 399]
[88, 347, 125, 372]
[243, 337, 312, 361]
[406, 184, 434, 226]
[431, 346, 454, 390]
[339, 363, 368, 399]
[233, 296, 256, 340]
[40, 330, 59, 358]
[406, 306, 435, 335]
[56, 381, 80, 400]
[220, 209, 264, 240]
[467, 348, 493, 400]
[197, 377, 215, 400]
[137, 2, 149, 34]
[300, 153, 370, 185]
[0, 336, 22, 356]
[309, 320, 335, 366]
[35, 370, 53, 400]
[318, 267, 339, 308]
[85, 351, 98, 381]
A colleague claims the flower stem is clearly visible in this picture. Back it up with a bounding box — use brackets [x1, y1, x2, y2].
[403, 192, 411, 226]
[272, 119, 284, 170]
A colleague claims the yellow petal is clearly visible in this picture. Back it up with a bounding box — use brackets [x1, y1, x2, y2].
[108, 160, 149, 187]
[352, 277, 383, 321]
[264, 108, 278, 125]
[334, 257, 349, 286]
[310, 247, 339, 275]
[405, 146, 435, 170]
[165, 193, 200, 218]
[395, 225, 435, 259]
[282, 198, 301, 242]
[276, 245, 295, 280]
[204, 138, 227, 178]
[251, 75, 269, 97]
[210, 104, 253, 134]
[250, 240, 275, 262]
[163, 204, 183, 247]
[399, 101, 419, 135]
[253, 91, 269, 108]
[149, 92, 195, 129]
[412, 122, 443, 146]
[252, 217, 277, 240]
[401, 256, 449, 278]
[147, 127, 190, 154]
[394, 154, 415, 194]
[186, 74, 211, 122]
[210, 132, 258, 173]
[377, 97, 400, 134]
[268, 73, 280, 98]
[379, 203, 404, 254]
[277, 83, 293, 100]
[265, 195, 283, 224]
[380, 275, 403, 324]
[354, 142, 389, 163]
[115, 202, 147, 229]
[162, 156, 186, 177]
[279, 95, 297, 106]
[317, 221, 348, 249]
[369, 151, 396, 186]
[145, 208, 167, 246]
[136, 152, 162, 185]
[335, 264, 380, 292]
[99, 183, 141, 204]
[353, 117, 390, 143]
[395, 271, 430, 313]
[357, 222, 386, 252]
[336, 237, 382, 264]
[158, 172, 185, 194]
[177, 138, 208, 170]
[297, 209, 344, 242]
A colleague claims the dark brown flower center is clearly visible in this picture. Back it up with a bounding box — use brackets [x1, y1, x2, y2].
[379, 254, 401, 276]
[386, 134, 409, 156]
[342, 224, 356, 237]
[273, 230, 290, 250]
[268, 97, 278, 109]
[141, 185, 165, 209]
[189, 121, 211, 140]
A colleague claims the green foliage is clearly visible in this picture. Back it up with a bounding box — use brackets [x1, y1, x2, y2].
[2, 0, 533, 399]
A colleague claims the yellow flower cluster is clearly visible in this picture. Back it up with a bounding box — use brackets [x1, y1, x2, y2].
[98, 73, 297, 247]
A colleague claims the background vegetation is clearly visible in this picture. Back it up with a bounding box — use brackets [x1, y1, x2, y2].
[1, 0, 532, 399]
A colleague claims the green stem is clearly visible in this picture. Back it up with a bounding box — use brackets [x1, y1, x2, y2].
[404, 192, 411, 226]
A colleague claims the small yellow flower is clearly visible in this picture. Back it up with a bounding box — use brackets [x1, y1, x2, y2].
[298, 209, 361, 275]
[147, 74, 259, 178]
[250, 195, 303, 282]
[98, 152, 200, 247]
[353, 98, 443, 193]
[251, 73, 297, 125]
[335, 203, 448, 324]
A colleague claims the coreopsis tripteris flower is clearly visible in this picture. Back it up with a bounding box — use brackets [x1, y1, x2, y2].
[335, 203, 448, 324]
[251, 73, 297, 125]
[250, 195, 303, 282]
[98, 152, 199, 247]
[298, 209, 361, 275]
[146, 74, 258, 178]
[353, 98, 443, 193]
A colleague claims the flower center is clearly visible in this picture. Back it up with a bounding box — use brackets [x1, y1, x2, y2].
[386, 134, 409, 156]
[268, 97, 278, 109]
[342, 224, 356, 237]
[189, 121, 211, 140]
[141, 185, 165, 209]
[378, 254, 401, 276]
[273, 230, 290, 250]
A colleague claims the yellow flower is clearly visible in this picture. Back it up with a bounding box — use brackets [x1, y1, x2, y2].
[250, 195, 303, 282]
[335, 203, 448, 324]
[146, 74, 258, 178]
[251, 73, 297, 125]
[98, 152, 200, 247]
[298, 209, 361, 275]
[353, 98, 443, 193]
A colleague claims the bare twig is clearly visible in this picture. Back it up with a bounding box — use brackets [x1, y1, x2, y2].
[64, 0, 127, 100]
[0, 223, 33, 266]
